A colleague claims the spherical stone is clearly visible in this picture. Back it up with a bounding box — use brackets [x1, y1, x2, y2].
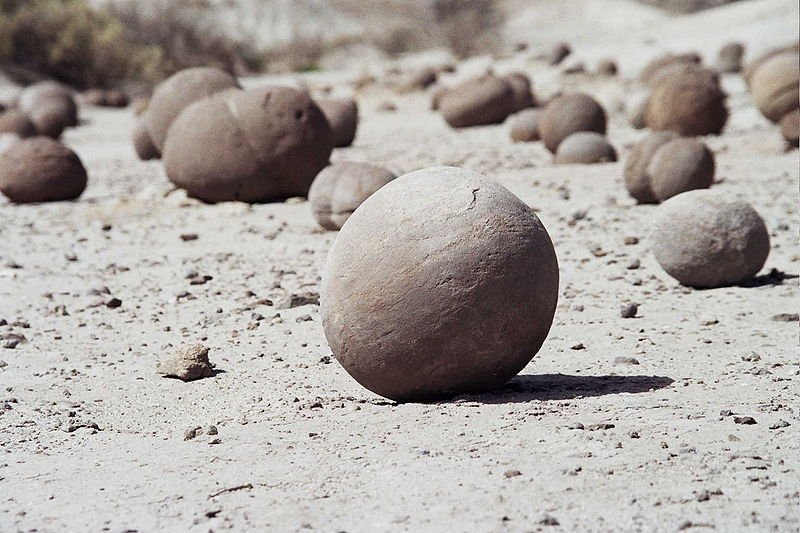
[554, 132, 617, 164]
[716, 42, 744, 73]
[503, 72, 535, 112]
[0, 109, 37, 138]
[596, 59, 618, 76]
[439, 75, 514, 128]
[744, 43, 799, 86]
[548, 42, 571, 65]
[320, 166, 559, 401]
[749, 52, 799, 123]
[28, 100, 70, 138]
[640, 52, 701, 84]
[645, 70, 728, 136]
[647, 138, 715, 201]
[315, 97, 358, 147]
[17, 84, 78, 129]
[163, 86, 333, 203]
[651, 190, 769, 288]
[780, 109, 799, 148]
[509, 108, 544, 142]
[539, 93, 607, 153]
[308, 161, 396, 230]
[0, 137, 87, 203]
[132, 119, 160, 161]
[145, 67, 240, 152]
[623, 131, 679, 204]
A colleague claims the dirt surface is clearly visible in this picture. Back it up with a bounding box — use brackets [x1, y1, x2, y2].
[1, 1, 798, 531]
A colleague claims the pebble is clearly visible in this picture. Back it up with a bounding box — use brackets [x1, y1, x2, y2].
[734, 416, 757, 425]
[157, 344, 215, 381]
[620, 303, 638, 318]
[503, 469, 522, 478]
[614, 356, 640, 365]
[769, 420, 790, 429]
[771, 313, 799, 322]
[570, 342, 586, 350]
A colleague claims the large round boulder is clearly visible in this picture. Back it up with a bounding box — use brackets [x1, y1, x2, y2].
[145, 67, 240, 152]
[539, 93, 607, 153]
[647, 138, 715, 201]
[645, 70, 728, 136]
[439, 75, 514, 128]
[749, 52, 799, 123]
[0, 137, 87, 203]
[0, 109, 37, 138]
[503, 72, 535, 112]
[321, 166, 559, 401]
[17, 81, 78, 128]
[308, 161, 396, 230]
[652, 190, 769, 288]
[623, 131, 679, 204]
[163, 86, 333, 203]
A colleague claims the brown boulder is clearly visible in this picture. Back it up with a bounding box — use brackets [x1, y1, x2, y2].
[539, 93, 607, 153]
[749, 52, 799, 123]
[623, 131, 679, 204]
[647, 138, 715, 201]
[439, 75, 514, 128]
[0, 137, 87, 203]
[645, 70, 728, 136]
[554, 132, 617, 164]
[315, 97, 358, 148]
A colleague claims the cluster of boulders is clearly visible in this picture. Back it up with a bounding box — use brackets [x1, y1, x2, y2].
[133, 67, 364, 204]
[436, 72, 535, 128]
[0, 81, 79, 141]
[746, 45, 799, 147]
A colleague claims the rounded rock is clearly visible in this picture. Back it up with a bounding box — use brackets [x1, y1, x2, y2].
[145, 67, 240, 152]
[652, 190, 769, 288]
[17, 82, 78, 128]
[640, 52, 701, 85]
[626, 91, 650, 129]
[132, 119, 160, 161]
[645, 70, 728, 136]
[315, 97, 358, 147]
[716, 42, 744, 73]
[163, 86, 333, 203]
[321, 166, 559, 401]
[554, 132, 616, 164]
[509, 108, 544, 142]
[503, 72, 535, 112]
[439, 75, 514, 128]
[548, 42, 571, 66]
[0, 109, 37, 138]
[28, 100, 70, 138]
[596, 59, 618, 76]
[308, 161, 396, 230]
[623, 131, 679, 204]
[0, 137, 87, 203]
[647, 138, 715, 201]
[780, 109, 799, 147]
[749, 52, 799, 123]
[539, 93, 607, 153]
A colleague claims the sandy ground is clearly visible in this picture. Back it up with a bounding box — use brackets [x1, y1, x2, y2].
[1, 1, 799, 532]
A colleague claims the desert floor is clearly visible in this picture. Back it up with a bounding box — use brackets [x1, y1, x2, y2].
[1, 1, 799, 532]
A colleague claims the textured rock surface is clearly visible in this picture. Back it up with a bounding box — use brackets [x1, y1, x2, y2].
[648, 138, 715, 201]
[321, 166, 559, 401]
[540, 93, 607, 153]
[0, 137, 87, 203]
[652, 190, 769, 288]
[554, 132, 617, 164]
[308, 161, 396, 230]
[624, 131, 679, 204]
[163, 86, 333, 203]
[439, 75, 514, 128]
[157, 344, 214, 381]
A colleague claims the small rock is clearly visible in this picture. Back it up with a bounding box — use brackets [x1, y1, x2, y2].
[206, 425, 218, 435]
[538, 514, 560, 526]
[105, 297, 122, 309]
[627, 259, 641, 270]
[157, 344, 215, 381]
[567, 422, 585, 430]
[586, 423, 615, 431]
[769, 420, 790, 430]
[180, 233, 199, 241]
[274, 292, 320, 309]
[719, 409, 733, 417]
[570, 342, 585, 350]
[734, 416, 756, 425]
[623, 236, 639, 245]
[184, 426, 202, 440]
[503, 469, 522, 478]
[771, 313, 799, 322]
[620, 303, 638, 318]
[614, 356, 640, 365]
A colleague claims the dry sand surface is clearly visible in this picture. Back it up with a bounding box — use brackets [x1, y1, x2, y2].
[1, 1, 799, 531]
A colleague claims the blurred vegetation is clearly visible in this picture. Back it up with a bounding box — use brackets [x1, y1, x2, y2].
[433, 0, 505, 59]
[0, 0, 262, 89]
